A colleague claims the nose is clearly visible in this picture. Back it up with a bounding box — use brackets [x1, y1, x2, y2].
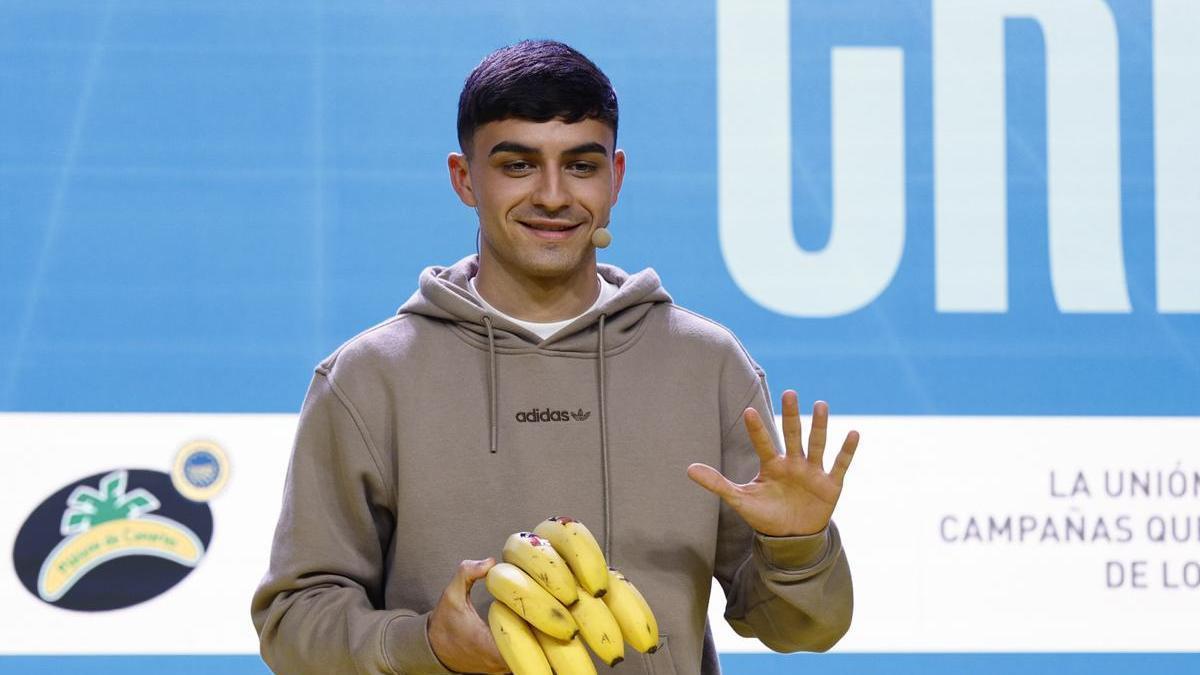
[531, 166, 571, 214]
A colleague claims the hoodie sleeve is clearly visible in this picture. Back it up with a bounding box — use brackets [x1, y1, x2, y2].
[251, 372, 454, 674]
[712, 365, 854, 652]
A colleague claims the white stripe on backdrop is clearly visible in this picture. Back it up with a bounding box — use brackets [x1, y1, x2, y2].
[1, 413, 1198, 653]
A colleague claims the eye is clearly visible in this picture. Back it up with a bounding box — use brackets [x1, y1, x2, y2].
[503, 160, 534, 174]
[568, 162, 598, 175]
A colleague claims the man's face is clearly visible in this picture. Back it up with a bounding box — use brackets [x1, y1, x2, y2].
[449, 117, 625, 283]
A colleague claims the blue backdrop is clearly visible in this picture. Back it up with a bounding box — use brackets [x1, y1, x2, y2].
[3, 0, 1195, 416]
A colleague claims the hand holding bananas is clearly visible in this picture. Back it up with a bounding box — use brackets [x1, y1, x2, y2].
[686, 390, 860, 537]
[487, 517, 660, 674]
[427, 558, 509, 674]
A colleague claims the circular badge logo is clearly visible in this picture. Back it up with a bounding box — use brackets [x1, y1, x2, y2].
[171, 440, 230, 502]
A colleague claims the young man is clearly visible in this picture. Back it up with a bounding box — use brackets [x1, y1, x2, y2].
[252, 40, 858, 674]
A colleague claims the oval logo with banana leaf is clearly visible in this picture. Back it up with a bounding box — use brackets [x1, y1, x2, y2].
[12, 460, 219, 611]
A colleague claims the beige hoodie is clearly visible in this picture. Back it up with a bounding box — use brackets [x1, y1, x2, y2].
[252, 255, 852, 674]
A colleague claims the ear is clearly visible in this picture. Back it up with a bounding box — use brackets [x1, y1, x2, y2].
[611, 148, 627, 206]
[447, 152, 477, 207]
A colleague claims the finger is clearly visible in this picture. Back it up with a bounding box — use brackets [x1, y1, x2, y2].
[807, 401, 829, 468]
[781, 390, 804, 459]
[830, 430, 860, 485]
[743, 407, 780, 465]
[686, 462, 740, 504]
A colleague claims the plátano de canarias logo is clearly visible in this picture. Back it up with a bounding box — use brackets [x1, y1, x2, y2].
[37, 469, 205, 602]
[12, 441, 228, 611]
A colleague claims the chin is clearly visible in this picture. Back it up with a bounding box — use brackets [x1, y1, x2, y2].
[517, 250, 591, 279]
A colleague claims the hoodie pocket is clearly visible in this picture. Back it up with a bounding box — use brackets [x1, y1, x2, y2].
[639, 635, 678, 675]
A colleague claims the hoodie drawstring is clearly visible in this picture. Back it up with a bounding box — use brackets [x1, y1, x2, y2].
[483, 316, 499, 454]
[480, 312, 613, 559]
[597, 313, 612, 561]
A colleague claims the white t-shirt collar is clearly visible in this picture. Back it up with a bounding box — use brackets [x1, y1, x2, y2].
[468, 274, 618, 340]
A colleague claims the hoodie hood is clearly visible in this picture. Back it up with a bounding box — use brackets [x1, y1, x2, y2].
[397, 254, 672, 353]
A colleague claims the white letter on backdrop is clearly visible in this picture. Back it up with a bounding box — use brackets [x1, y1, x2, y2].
[934, 0, 1130, 313]
[717, 0, 905, 317]
[1154, 0, 1200, 313]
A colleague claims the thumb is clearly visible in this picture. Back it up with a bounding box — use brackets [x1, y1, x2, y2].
[453, 557, 495, 598]
[686, 463, 738, 502]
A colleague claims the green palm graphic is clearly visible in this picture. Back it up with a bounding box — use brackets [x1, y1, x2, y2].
[60, 470, 160, 535]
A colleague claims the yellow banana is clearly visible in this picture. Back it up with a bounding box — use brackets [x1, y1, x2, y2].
[502, 531, 579, 607]
[568, 582, 625, 667]
[602, 568, 659, 654]
[533, 629, 598, 675]
[488, 601, 553, 675]
[486, 562, 579, 641]
[533, 516, 609, 597]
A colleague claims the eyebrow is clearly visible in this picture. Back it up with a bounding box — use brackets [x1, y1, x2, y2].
[488, 141, 610, 157]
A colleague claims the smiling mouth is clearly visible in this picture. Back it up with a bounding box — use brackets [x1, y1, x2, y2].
[518, 220, 584, 239]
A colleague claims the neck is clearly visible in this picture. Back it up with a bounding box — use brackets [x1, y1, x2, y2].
[474, 253, 600, 322]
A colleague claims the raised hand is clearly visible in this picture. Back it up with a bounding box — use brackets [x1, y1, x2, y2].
[686, 390, 859, 537]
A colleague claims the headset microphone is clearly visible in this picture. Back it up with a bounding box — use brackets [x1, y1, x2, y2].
[591, 227, 612, 249]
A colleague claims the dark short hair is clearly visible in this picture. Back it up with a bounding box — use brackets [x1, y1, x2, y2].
[457, 40, 619, 153]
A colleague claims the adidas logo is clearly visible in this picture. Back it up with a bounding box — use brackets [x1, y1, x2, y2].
[514, 407, 592, 423]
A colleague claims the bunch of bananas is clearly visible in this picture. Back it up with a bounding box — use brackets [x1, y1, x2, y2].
[486, 516, 660, 675]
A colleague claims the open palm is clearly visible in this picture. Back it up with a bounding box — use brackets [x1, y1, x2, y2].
[687, 390, 859, 537]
